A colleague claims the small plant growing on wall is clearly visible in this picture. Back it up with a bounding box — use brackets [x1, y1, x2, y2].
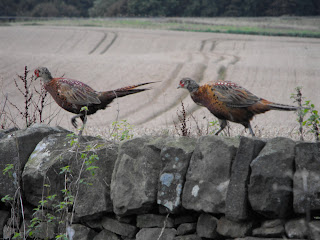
[111, 119, 134, 141]
[291, 86, 319, 142]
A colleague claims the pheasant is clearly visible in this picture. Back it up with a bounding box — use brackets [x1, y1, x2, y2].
[178, 78, 298, 136]
[34, 67, 154, 129]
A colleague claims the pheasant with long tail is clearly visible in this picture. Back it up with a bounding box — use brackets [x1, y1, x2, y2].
[35, 67, 154, 130]
[178, 78, 298, 136]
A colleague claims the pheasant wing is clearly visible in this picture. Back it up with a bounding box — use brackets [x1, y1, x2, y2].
[212, 81, 260, 108]
[58, 80, 101, 105]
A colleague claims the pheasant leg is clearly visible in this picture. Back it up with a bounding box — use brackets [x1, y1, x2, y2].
[215, 119, 227, 136]
[78, 113, 87, 136]
[247, 122, 255, 137]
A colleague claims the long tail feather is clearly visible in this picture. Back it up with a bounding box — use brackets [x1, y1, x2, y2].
[110, 88, 150, 98]
[268, 102, 299, 111]
[98, 82, 157, 106]
[113, 81, 157, 92]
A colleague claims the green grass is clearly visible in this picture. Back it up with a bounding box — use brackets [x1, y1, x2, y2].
[7, 17, 320, 38]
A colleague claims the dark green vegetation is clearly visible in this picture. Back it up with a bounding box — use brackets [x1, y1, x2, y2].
[1, 0, 319, 17]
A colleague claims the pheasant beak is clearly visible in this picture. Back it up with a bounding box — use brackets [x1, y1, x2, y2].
[177, 83, 184, 89]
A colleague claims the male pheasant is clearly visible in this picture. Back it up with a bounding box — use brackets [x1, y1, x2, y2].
[178, 78, 298, 136]
[35, 67, 154, 129]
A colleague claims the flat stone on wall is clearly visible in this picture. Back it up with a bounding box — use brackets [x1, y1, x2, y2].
[248, 137, 296, 218]
[111, 137, 162, 216]
[182, 136, 240, 214]
[293, 142, 320, 214]
[225, 136, 266, 220]
[157, 137, 196, 213]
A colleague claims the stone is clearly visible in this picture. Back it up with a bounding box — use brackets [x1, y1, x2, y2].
[111, 137, 162, 215]
[225, 137, 265, 221]
[0, 210, 9, 238]
[174, 234, 201, 240]
[309, 221, 320, 240]
[174, 215, 198, 226]
[69, 224, 97, 240]
[136, 228, 176, 240]
[293, 142, 320, 213]
[116, 215, 135, 224]
[86, 219, 103, 231]
[182, 136, 240, 213]
[157, 137, 196, 213]
[284, 218, 308, 239]
[233, 238, 304, 240]
[176, 223, 196, 236]
[217, 216, 252, 238]
[252, 219, 284, 237]
[0, 127, 18, 139]
[3, 225, 15, 239]
[136, 214, 174, 228]
[72, 140, 118, 218]
[32, 221, 57, 239]
[248, 137, 296, 218]
[93, 229, 120, 240]
[196, 213, 218, 238]
[22, 133, 118, 218]
[101, 216, 137, 238]
[0, 124, 68, 198]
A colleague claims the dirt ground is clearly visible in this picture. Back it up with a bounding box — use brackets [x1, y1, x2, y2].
[0, 26, 319, 139]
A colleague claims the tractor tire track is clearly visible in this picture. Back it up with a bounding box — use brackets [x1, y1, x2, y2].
[122, 62, 185, 123]
[88, 32, 108, 54]
[100, 32, 118, 54]
[135, 41, 212, 125]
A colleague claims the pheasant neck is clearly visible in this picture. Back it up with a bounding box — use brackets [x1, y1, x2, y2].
[41, 75, 53, 84]
[188, 84, 199, 93]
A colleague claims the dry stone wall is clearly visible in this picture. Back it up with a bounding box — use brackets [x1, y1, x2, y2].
[0, 124, 320, 240]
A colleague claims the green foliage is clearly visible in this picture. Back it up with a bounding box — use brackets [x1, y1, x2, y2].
[112, 120, 134, 141]
[3, 163, 14, 178]
[1, 194, 13, 203]
[303, 100, 320, 141]
[12, 232, 21, 239]
[89, 0, 128, 17]
[80, 146, 99, 176]
[89, 0, 319, 17]
[55, 234, 68, 240]
[208, 120, 219, 135]
[4, 0, 319, 18]
[291, 86, 320, 142]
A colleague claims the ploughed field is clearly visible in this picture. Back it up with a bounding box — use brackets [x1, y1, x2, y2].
[0, 25, 319, 138]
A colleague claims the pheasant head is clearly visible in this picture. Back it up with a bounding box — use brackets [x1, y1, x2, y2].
[177, 78, 199, 93]
[34, 67, 53, 84]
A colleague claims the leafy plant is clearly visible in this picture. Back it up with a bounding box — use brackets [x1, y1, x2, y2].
[111, 119, 134, 141]
[1, 194, 14, 203]
[3, 163, 14, 178]
[303, 100, 320, 141]
[291, 86, 320, 142]
[208, 120, 220, 135]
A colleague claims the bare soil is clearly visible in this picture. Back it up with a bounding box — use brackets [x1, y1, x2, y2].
[1, 25, 319, 139]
